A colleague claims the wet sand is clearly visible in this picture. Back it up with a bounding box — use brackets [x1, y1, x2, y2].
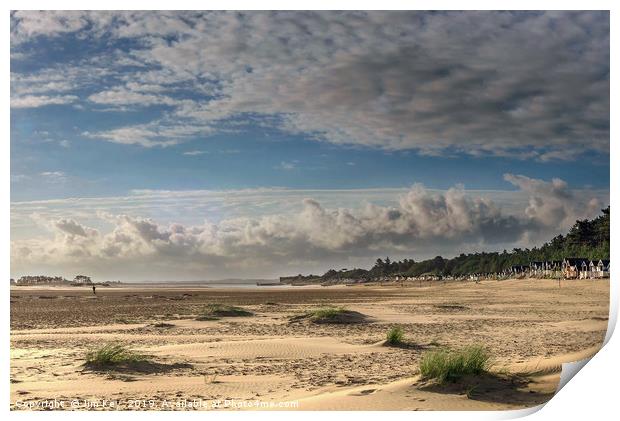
[10, 278, 609, 411]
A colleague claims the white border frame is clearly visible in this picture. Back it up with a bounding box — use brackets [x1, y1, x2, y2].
[3, 3, 616, 420]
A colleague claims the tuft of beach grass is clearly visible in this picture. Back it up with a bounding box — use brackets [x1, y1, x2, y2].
[196, 304, 253, 320]
[385, 326, 405, 346]
[290, 306, 368, 324]
[85, 343, 148, 367]
[419, 345, 491, 383]
[308, 306, 347, 321]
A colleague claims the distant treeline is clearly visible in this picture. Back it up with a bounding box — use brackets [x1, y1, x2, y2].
[290, 207, 609, 281]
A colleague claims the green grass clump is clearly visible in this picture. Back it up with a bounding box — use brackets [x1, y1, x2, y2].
[85, 344, 147, 367]
[308, 306, 347, 321]
[289, 306, 367, 324]
[196, 304, 253, 320]
[385, 326, 405, 346]
[419, 345, 491, 383]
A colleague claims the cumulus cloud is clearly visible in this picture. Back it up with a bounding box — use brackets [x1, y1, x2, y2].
[54, 218, 94, 237]
[504, 173, 601, 230]
[10, 11, 609, 158]
[10, 175, 607, 280]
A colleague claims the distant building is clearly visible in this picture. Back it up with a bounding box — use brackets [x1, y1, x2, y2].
[589, 259, 610, 279]
[529, 261, 544, 277]
[562, 258, 589, 279]
[544, 261, 563, 277]
[510, 265, 529, 275]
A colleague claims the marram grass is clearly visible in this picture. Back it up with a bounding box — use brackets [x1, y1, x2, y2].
[85, 343, 147, 367]
[385, 326, 405, 345]
[419, 345, 491, 383]
[307, 306, 347, 321]
[196, 303, 253, 320]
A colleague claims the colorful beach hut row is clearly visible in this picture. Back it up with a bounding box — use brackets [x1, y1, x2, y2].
[511, 259, 609, 279]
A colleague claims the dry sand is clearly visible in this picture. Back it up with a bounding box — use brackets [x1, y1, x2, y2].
[10, 278, 609, 411]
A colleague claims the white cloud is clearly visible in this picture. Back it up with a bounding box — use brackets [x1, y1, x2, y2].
[87, 84, 189, 108]
[10, 11, 609, 159]
[39, 171, 67, 183]
[276, 161, 297, 170]
[11, 95, 78, 108]
[10, 65, 108, 108]
[504, 173, 601, 231]
[11, 10, 92, 42]
[10, 175, 608, 280]
[83, 120, 213, 147]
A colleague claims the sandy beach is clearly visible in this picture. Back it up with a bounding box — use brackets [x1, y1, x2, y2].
[10, 278, 609, 411]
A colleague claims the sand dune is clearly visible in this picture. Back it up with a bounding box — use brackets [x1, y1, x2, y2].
[10, 279, 609, 410]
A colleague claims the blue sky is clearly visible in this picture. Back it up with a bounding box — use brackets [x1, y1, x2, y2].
[10, 121, 610, 202]
[10, 11, 609, 281]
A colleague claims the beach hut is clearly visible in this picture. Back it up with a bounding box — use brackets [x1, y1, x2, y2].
[529, 261, 544, 277]
[605, 260, 610, 278]
[589, 261, 597, 278]
[544, 260, 563, 277]
[562, 258, 589, 279]
[510, 265, 528, 277]
[590, 259, 610, 279]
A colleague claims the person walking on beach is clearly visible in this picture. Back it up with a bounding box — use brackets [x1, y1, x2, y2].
[92, 285, 96, 295]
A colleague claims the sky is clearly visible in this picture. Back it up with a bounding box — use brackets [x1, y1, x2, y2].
[10, 11, 610, 281]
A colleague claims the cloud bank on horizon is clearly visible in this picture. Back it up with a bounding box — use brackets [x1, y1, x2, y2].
[10, 11, 609, 280]
[11, 174, 607, 280]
